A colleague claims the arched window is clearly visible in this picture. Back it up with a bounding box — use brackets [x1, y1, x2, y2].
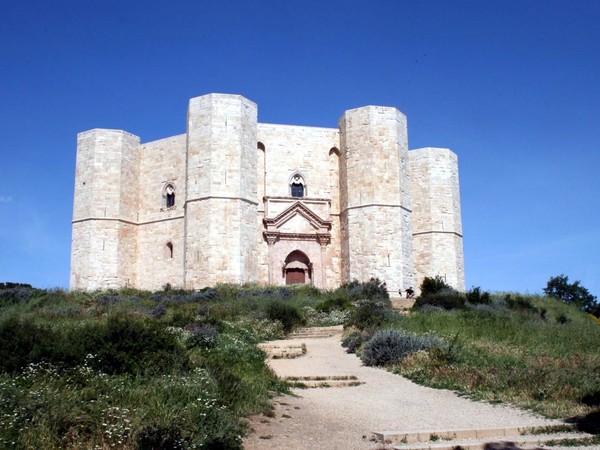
[165, 242, 174, 259]
[163, 183, 176, 209]
[290, 173, 305, 198]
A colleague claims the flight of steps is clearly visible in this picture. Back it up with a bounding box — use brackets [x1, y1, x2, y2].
[257, 342, 306, 359]
[287, 325, 344, 339]
[373, 424, 597, 450]
[284, 374, 364, 388]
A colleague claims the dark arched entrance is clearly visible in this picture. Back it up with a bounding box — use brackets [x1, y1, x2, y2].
[284, 250, 311, 285]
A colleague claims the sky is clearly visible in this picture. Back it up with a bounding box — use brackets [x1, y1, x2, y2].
[1, 0, 598, 295]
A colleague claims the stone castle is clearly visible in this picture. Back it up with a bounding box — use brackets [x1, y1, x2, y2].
[70, 93, 464, 294]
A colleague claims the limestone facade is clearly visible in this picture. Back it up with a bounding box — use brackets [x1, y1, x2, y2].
[70, 93, 465, 294]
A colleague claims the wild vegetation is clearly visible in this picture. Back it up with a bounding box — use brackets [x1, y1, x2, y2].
[1, 275, 599, 448]
[341, 276, 600, 435]
[0, 281, 367, 449]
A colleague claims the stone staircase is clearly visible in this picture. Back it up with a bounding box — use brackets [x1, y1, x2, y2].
[373, 424, 597, 449]
[287, 325, 344, 339]
[284, 374, 364, 388]
[257, 342, 306, 359]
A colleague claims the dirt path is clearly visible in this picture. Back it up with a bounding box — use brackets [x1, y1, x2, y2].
[243, 333, 563, 450]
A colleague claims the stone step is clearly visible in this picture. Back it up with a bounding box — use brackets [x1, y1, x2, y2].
[390, 432, 596, 450]
[372, 424, 598, 450]
[257, 342, 306, 359]
[374, 425, 577, 444]
[391, 298, 416, 311]
[285, 374, 363, 388]
[288, 325, 343, 339]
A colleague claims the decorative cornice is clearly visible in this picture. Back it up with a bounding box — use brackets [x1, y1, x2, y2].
[264, 201, 332, 231]
[263, 231, 331, 244]
[72, 215, 185, 226]
[413, 230, 463, 238]
[340, 203, 412, 214]
[265, 195, 331, 204]
[186, 196, 258, 206]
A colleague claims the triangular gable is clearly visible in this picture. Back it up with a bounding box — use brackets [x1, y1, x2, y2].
[264, 201, 331, 232]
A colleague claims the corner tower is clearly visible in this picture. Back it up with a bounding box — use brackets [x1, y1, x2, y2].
[70, 129, 140, 290]
[338, 106, 414, 293]
[409, 147, 464, 291]
[184, 94, 259, 288]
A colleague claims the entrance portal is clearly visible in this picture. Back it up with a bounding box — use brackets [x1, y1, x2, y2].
[284, 250, 311, 285]
[286, 268, 305, 284]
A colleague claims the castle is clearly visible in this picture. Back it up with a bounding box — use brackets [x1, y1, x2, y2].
[70, 93, 464, 294]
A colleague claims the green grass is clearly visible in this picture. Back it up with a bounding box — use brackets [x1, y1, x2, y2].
[392, 295, 600, 418]
[0, 283, 307, 449]
[3, 282, 598, 447]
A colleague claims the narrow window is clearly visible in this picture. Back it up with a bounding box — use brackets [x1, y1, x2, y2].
[163, 183, 176, 209]
[165, 242, 173, 259]
[290, 174, 305, 198]
[166, 186, 175, 207]
[291, 182, 304, 197]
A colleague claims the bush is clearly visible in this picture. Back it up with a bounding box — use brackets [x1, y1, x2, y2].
[413, 289, 466, 310]
[338, 278, 390, 302]
[360, 329, 448, 367]
[315, 292, 352, 312]
[544, 274, 598, 313]
[0, 284, 42, 306]
[92, 315, 190, 375]
[341, 330, 371, 354]
[302, 306, 349, 327]
[185, 322, 219, 349]
[264, 301, 304, 333]
[466, 286, 491, 305]
[504, 294, 539, 314]
[344, 299, 397, 331]
[0, 314, 190, 376]
[135, 424, 184, 450]
[419, 276, 451, 298]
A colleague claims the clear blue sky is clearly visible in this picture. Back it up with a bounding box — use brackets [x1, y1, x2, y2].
[1, 0, 598, 295]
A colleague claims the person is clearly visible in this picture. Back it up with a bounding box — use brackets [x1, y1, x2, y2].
[405, 287, 415, 298]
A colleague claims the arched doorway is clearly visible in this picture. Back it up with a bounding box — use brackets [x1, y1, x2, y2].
[284, 250, 311, 285]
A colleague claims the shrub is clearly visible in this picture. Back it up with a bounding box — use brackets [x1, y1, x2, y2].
[264, 301, 304, 333]
[413, 289, 466, 310]
[151, 303, 168, 318]
[185, 322, 219, 349]
[0, 284, 42, 306]
[0, 314, 190, 376]
[315, 293, 352, 312]
[339, 278, 390, 302]
[135, 423, 184, 450]
[92, 315, 190, 375]
[419, 276, 451, 298]
[466, 286, 491, 305]
[505, 294, 538, 313]
[302, 306, 349, 327]
[344, 299, 397, 331]
[341, 330, 371, 354]
[360, 329, 448, 367]
[544, 274, 598, 313]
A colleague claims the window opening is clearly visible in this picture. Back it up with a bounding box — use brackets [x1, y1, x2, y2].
[290, 174, 305, 198]
[163, 183, 176, 210]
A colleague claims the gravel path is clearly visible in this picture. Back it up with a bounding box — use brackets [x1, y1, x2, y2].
[244, 334, 563, 450]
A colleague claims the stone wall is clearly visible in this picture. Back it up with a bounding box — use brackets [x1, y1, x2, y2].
[339, 106, 414, 294]
[409, 147, 464, 291]
[70, 94, 465, 293]
[184, 94, 258, 289]
[71, 129, 140, 290]
[257, 124, 341, 288]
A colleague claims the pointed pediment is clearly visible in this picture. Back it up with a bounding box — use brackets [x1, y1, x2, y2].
[264, 201, 331, 233]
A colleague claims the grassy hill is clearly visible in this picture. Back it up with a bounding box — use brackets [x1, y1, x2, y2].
[0, 281, 598, 448]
